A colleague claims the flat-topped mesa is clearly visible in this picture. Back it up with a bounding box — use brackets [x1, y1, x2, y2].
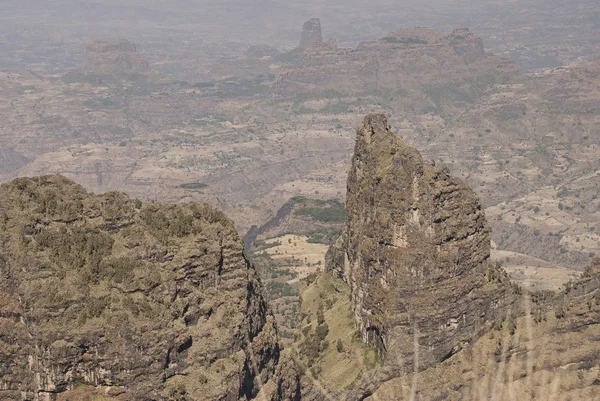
[272, 26, 518, 96]
[84, 39, 150, 75]
[326, 114, 513, 370]
[298, 18, 323, 49]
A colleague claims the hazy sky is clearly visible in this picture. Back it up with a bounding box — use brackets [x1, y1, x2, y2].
[1, 1, 599, 72]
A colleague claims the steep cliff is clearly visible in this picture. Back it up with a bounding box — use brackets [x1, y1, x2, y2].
[84, 40, 150, 76]
[298, 19, 323, 50]
[312, 114, 600, 400]
[326, 114, 514, 372]
[0, 175, 298, 401]
[367, 259, 600, 400]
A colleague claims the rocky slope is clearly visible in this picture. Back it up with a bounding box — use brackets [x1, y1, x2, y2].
[423, 56, 600, 269]
[0, 175, 299, 401]
[326, 114, 515, 372]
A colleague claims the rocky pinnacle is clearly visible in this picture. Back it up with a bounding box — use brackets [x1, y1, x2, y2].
[326, 114, 513, 372]
[298, 18, 323, 49]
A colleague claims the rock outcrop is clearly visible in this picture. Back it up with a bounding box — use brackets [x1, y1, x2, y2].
[0, 175, 298, 401]
[366, 259, 600, 400]
[298, 18, 323, 50]
[84, 40, 150, 76]
[448, 26, 486, 63]
[272, 26, 517, 96]
[326, 114, 514, 371]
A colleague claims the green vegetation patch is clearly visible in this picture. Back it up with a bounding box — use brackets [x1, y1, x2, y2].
[305, 228, 342, 245]
[382, 36, 429, 45]
[204, 74, 275, 98]
[294, 199, 345, 223]
[266, 281, 298, 299]
[35, 226, 115, 283]
[294, 274, 378, 391]
[179, 182, 208, 190]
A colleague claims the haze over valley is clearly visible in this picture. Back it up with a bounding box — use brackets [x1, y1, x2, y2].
[1, 1, 600, 400]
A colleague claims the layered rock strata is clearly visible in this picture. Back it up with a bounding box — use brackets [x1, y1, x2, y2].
[0, 175, 298, 401]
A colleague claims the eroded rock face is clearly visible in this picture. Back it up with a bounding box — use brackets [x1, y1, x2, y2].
[84, 40, 150, 75]
[327, 114, 513, 371]
[298, 18, 323, 50]
[0, 175, 298, 401]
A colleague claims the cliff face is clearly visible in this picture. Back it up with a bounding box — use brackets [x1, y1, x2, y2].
[367, 260, 600, 401]
[84, 40, 150, 76]
[326, 114, 513, 371]
[0, 175, 298, 401]
[272, 27, 517, 96]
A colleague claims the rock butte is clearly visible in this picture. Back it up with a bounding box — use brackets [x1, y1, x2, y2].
[0, 115, 599, 400]
[298, 18, 323, 50]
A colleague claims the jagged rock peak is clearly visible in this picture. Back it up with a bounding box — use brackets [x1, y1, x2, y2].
[298, 18, 323, 49]
[0, 175, 299, 401]
[326, 114, 513, 372]
[84, 39, 150, 75]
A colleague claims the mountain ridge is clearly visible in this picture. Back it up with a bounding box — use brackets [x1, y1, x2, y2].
[0, 175, 299, 401]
